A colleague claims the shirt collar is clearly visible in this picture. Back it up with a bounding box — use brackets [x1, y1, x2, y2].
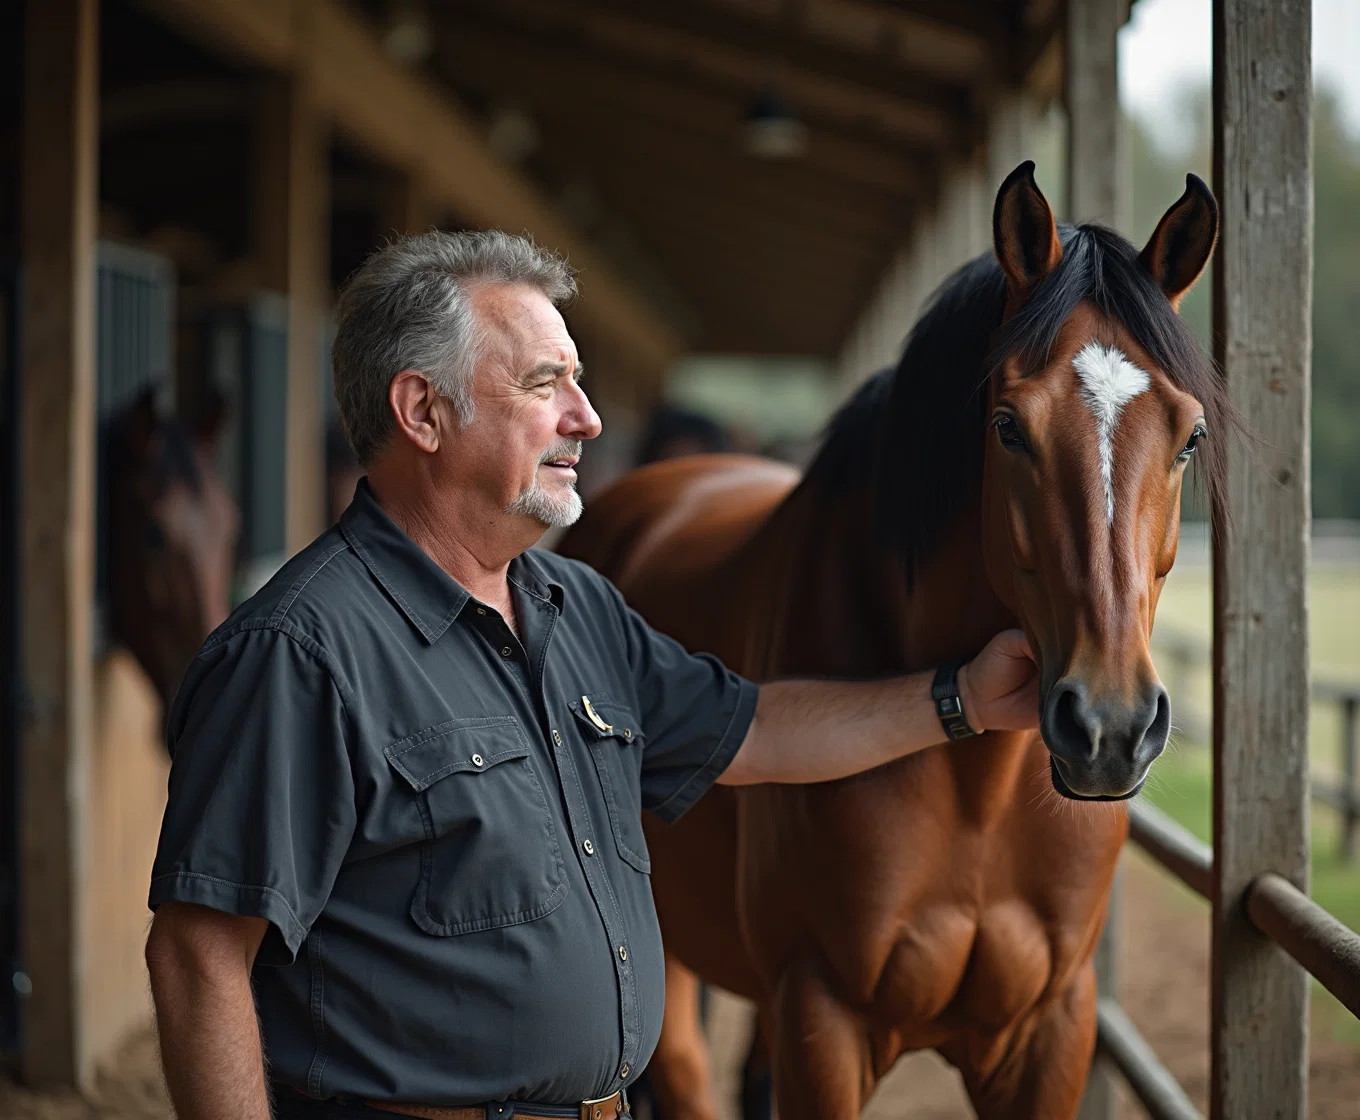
[340, 479, 564, 644]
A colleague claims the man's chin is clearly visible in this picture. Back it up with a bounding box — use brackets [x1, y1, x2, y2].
[506, 484, 583, 529]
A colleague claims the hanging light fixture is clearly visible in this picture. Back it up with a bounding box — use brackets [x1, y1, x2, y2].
[383, 0, 434, 67]
[743, 87, 808, 160]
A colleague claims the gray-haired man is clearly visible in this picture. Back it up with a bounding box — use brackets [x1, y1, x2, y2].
[145, 231, 1040, 1120]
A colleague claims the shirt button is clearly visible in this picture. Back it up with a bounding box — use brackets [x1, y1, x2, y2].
[619, 1063, 631, 1079]
[471, 754, 484, 767]
[622, 728, 633, 743]
[582, 839, 595, 856]
[475, 607, 486, 615]
[618, 945, 627, 962]
[500, 646, 513, 658]
[552, 729, 562, 746]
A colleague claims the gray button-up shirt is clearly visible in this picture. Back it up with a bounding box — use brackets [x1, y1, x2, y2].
[149, 480, 758, 1106]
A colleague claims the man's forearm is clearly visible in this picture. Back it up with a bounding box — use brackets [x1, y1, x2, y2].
[721, 671, 954, 785]
[148, 948, 272, 1119]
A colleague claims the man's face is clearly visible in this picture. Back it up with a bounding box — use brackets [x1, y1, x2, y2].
[453, 283, 602, 529]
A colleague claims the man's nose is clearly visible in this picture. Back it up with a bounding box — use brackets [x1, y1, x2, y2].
[563, 382, 603, 441]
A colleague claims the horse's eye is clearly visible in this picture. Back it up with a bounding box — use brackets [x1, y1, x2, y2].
[1178, 425, 1207, 461]
[994, 414, 1028, 451]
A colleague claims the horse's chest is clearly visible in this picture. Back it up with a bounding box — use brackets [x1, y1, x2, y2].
[871, 900, 1065, 1036]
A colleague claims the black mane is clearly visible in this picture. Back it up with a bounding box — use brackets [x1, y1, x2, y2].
[807, 222, 1228, 580]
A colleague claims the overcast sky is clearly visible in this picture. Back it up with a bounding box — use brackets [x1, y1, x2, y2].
[1119, 0, 1360, 153]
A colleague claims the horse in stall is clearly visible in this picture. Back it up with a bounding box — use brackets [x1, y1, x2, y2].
[558, 163, 1226, 1119]
[104, 387, 240, 712]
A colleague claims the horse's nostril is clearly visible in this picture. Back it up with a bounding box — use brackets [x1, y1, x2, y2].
[1136, 686, 1173, 766]
[1046, 682, 1096, 762]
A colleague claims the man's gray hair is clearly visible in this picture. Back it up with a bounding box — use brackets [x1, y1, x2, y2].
[331, 229, 577, 465]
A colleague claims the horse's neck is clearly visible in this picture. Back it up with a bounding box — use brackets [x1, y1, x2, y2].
[744, 481, 1014, 681]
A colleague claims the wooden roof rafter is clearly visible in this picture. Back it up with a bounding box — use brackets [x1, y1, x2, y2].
[437, 0, 971, 149]
[432, 26, 930, 203]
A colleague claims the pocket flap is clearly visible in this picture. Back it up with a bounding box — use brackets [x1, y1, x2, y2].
[384, 716, 530, 792]
[570, 695, 641, 745]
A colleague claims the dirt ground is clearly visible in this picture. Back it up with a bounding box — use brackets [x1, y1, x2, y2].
[3, 851, 1357, 1118]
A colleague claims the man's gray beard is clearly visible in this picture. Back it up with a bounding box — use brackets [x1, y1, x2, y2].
[505, 479, 584, 528]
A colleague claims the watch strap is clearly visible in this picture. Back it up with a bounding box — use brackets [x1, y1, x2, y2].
[932, 659, 979, 740]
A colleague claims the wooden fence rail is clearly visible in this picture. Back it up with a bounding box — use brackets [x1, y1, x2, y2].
[1101, 801, 1360, 1120]
[1153, 626, 1360, 861]
[1095, 999, 1203, 1120]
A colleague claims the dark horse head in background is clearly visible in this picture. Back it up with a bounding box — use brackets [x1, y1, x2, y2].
[104, 389, 239, 711]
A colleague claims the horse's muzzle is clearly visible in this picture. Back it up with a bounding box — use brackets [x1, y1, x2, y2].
[1040, 677, 1171, 800]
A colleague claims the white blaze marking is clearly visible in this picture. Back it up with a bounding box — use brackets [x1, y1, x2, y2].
[1073, 342, 1151, 525]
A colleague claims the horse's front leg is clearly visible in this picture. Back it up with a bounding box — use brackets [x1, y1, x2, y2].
[954, 964, 1098, 1120]
[768, 951, 873, 1120]
[643, 952, 721, 1120]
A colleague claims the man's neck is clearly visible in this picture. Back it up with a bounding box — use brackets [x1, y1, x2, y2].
[367, 467, 539, 619]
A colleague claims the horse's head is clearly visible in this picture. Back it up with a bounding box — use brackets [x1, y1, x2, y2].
[980, 162, 1224, 801]
[107, 389, 240, 710]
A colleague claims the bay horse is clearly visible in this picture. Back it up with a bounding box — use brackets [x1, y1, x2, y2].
[558, 163, 1226, 1119]
[104, 388, 239, 711]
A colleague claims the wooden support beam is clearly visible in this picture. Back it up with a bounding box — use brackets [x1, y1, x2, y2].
[19, 0, 100, 1088]
[1066, 0, 1125, 228]
[254, 67, 329, 556]
[136, 0, 681, 372]
[1210, 1, 1313, 1117]
[1064, 8, 1126, 1115]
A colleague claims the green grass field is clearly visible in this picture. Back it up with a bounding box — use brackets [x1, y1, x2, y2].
[1145, 552, 1360, 1040]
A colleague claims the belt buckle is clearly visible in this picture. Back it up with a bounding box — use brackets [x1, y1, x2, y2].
[579, 1091, 625, 1120]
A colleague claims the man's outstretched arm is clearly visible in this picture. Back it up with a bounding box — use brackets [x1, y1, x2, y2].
[719, 629, 1039, 786]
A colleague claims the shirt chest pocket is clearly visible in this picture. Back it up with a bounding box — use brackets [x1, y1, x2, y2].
[571, 696, 650, 874]
[384, 716, 568, 936]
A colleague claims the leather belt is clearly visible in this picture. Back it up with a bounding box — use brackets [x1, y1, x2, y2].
[365, 1089, 629, 1120]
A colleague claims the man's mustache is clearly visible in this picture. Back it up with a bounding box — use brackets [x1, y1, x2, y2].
[539, 440, 583, 464]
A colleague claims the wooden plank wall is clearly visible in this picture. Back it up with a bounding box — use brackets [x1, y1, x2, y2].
[18, 0, 100, 1088]
[1210, 0, 1313, 1116]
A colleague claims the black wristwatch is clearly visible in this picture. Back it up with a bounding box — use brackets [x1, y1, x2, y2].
[932, 659, 979, 740]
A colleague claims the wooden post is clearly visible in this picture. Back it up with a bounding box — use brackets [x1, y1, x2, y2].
[1066, 5, 1126, 1119]
[1065, 0, 1126, 230]
[254, 58, 329, 557]
[1211, 1, 1313, 1118]
[18, 0, 99, 1087]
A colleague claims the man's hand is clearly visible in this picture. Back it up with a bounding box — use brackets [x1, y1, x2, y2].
[957, 629, 1040, 733]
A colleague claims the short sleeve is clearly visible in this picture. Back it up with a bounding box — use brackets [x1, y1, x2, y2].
[148, 625, 356, 965]
[611, 592, 759, 823]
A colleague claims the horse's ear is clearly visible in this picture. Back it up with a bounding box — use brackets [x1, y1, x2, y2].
[992, 161, 1063, 301]
[1139, 174, 1219, 311]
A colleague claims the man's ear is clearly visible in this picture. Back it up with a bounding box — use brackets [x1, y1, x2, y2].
[388, 371, 441, 454]
[993, 160, 1063, 303]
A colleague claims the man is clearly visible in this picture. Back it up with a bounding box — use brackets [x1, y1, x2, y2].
[146, 232, 1040, 1120]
